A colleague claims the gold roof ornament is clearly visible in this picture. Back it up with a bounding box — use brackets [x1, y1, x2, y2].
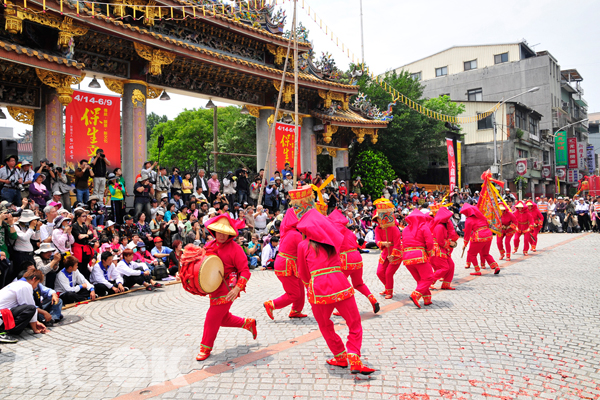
[35, 69, 85, 106]
[7, 107, 34, 125]
[318, 90, 350, 111]
[132, 89, 146, 108]
[273, 81, 295, 104]
[322, 125, 338, 144]
[134, 42, 176, 76]
[267, 44, 294, 69]
[103, 78, 124, 95]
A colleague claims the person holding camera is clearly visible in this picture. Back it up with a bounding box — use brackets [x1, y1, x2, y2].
[352, 176, 363, 197]
[250, 176, 262, 207]
[17, 161, 34, 199]
[28, 173, 51, 207]
[90, 149, 110, 205]
[53, 167, 73, 211]
[51, 215, 74, 255]
[35, 158, 56, 194]
[8, 209, 42, 283]
[74, 159, 94, 204]
[0, 155, 23, 205]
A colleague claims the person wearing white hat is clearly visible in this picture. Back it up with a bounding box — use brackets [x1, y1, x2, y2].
[51, 215, 74, 255]
[9, 210, 42, 283]
[33, 242, 62, 289]
[18, 160, 34, 198]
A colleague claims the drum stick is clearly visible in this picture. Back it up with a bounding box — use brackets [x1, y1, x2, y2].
[461, 246, 466, 258]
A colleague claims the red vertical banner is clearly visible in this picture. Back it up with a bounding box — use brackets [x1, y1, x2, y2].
[275, 122, 301, 173]
[65, 90, 121, 170]
[446, 138, 456, 191]
[567, 138, 578, 169]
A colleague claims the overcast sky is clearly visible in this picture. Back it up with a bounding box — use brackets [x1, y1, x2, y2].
[2, 0, 599, 138]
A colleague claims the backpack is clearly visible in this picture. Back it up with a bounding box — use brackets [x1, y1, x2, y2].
[153, 262, 168, 281]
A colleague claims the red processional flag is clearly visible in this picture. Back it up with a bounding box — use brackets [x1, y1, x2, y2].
[275, 122, 301, 173]
[65, 90, 121, 170]
[446, 138, 456, 191]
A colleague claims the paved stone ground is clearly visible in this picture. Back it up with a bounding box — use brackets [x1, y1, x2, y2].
[1, 232, 599, 400]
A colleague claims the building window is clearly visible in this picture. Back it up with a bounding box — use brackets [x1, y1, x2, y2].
[477, 113, 493, 130]
[529, 118, 538, 135]
[440, 93, 450, 97]
[464, 60, 477, 71]
[494, 52, 509, 64]
[435, 66, 448, 77]
[410, 72, 421, 81]
[515, 109, 527, 129]
[518, 149, 529, 159]
[467, 88, 483, 101]
[543, 150, 550, 164]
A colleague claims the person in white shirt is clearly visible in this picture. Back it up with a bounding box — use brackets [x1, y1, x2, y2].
[40, 203, 60, 243]
[90, 251, 125, 296]
[54, 255, 96, 304]
[260, 236, 279, 270]
[575, 198, 591, 231]
[116, 249, 162, 291]
[9, 209, 42, 283]
[0, 269, 47, 343]
[254, 205, 268, 234]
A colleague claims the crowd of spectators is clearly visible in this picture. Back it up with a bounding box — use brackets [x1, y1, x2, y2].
[1, 150, 599, 344]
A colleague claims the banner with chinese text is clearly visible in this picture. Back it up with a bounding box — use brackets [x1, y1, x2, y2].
[587, 145, 595, 175]
[65, 90, 121, 170]
[275, 122, 301, 173]
[555, 131, 567, 166]
[567, 169, 579, 184]
[578, 142, 586, 170]
[446, 138, 456, 191]
[567, 137, 578, 169]
[457, 140, 462, 189]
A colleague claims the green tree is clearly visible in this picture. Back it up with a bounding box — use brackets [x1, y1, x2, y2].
[146, 112, 168, 142]
[351, 150, 396, 198]
[148, 106, 256, 172]
[352, 68, 464, 181]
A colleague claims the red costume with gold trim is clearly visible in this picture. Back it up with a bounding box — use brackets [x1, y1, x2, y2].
[264, 208, 306, 320]
[497, 206, 517, 260]
[296, 209, 375, 375]
[402, 209, 435, 307]
[328, 210, 379, 313]
[429, 207, 459, 290]
[184, 214, 255, 361]
[461, 204, 499, 275]
[527, 202, 543, 251]
[373, 199, 403, 298]
[513, 201, 533, 255]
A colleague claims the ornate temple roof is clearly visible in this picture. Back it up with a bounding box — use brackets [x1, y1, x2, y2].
[0, 39, 85, 73]
[310, 108, 390, 128]
[160, 0, 313, 48]
[78, 12, 357, 91]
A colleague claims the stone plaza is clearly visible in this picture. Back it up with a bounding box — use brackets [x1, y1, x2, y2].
[1, 232, 599, 400]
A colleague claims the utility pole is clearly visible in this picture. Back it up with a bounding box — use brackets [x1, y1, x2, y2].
[359, 0, 365, 65]
[213, 106, 218, 172]
[292, 0, 300, 187]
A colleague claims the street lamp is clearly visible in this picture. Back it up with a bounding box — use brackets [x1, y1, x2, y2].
[0, 109, 6, 119]
[240, 105, 250, 115]
[492, 87, 540, 178]
[88, 75, 101, 89]
[548, 118, 589, 137]
[159, 90, 170, 101]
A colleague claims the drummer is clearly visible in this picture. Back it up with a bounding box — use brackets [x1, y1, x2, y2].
[195, 213, 257, 361]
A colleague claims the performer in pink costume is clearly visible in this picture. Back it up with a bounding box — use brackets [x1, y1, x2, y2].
[263, 209, 307, 320]
[296, 209, 376, 375]
[461, 204, 500, 276]
[513, 201, 533, 256]
[373, 199, 403, 299]
[328, 209, 380, 313]
[192, 214, 256, 361]
[429, 207, 459, 290]
[497, 204, 517, 261]
[526, 201, 543, 252]
[402, 209, 435, 307]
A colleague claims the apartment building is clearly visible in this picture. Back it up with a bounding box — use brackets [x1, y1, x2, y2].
[394, 42, 589, 196]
